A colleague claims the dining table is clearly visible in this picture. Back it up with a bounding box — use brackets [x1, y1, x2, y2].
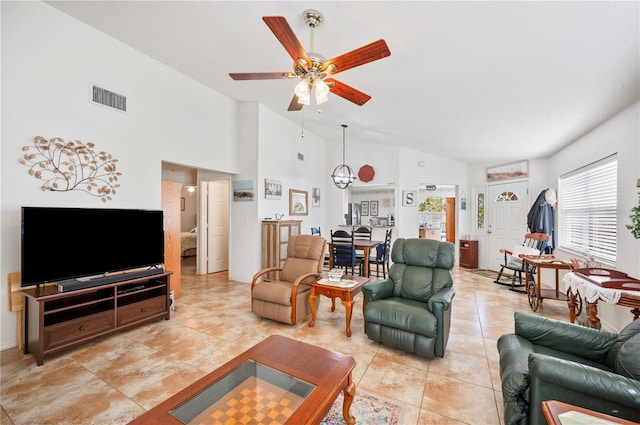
[328, 239, 382, 277]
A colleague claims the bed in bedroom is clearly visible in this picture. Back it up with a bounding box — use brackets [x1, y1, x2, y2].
[181, 231, 197, 257]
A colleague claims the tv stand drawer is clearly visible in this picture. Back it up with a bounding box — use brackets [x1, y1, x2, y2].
[44, 311, 114, 351]
[117, 296, 166, 327]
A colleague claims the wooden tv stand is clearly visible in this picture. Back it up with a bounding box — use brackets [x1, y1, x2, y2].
[22, 271, 172, 365]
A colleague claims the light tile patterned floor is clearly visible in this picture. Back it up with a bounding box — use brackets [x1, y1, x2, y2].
[1, 263, 569, 424]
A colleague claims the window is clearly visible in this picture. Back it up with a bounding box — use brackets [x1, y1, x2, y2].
[476, 192, 485, 229]
[495, 191, 518, 202]
[558, 155, 617, 264]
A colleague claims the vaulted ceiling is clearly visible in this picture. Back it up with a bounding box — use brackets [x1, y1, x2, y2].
[47, 1, 639, 164]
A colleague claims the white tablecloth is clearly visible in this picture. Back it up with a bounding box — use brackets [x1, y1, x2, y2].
[563, 272, 628, 304]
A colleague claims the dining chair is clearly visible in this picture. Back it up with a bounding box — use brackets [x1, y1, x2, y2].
[353, 226, 372, 261]
[330, 229, 363, 276]
[311, 227, 330, 270]
[369, 228, 392, 278]
[353, 226, 372, 240]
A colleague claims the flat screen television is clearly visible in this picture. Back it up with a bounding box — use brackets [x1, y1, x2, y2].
[21, 206, 165, 287]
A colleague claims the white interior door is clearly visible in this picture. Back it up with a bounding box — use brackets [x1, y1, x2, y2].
[196, 179, 229, 274]
[486, 181, 530, 271]
[207, 180, 229, 273]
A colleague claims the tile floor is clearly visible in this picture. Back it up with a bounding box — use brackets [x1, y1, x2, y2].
[1, 262, 571, 425]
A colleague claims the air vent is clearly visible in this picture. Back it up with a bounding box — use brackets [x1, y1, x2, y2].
[90, 83, 127, 112]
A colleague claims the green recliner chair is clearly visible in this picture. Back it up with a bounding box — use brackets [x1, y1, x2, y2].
[362, 238, 455, 359]
[497, 312, 640, 425]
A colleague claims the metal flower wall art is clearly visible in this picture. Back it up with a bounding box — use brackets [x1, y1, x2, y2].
[19, 136, 121, 202]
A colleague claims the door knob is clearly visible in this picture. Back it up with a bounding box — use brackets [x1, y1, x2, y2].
[487, 225, 493, 234]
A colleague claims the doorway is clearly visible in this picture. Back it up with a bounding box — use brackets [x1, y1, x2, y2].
[417, 184, 457, 242]
[161, 163, 231, 280]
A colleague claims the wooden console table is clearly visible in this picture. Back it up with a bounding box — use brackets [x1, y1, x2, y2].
[563, 271, 640, 329]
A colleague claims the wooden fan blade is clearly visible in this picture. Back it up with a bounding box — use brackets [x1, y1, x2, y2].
[229, 72, 292, 80]
[263, 16, 310, 66]
[323, 39, 391, 74]
[287, 95, 304, 111]
[325, 78, 371, 106]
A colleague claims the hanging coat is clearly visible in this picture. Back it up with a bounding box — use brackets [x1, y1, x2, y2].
[527, 189, 555, 253]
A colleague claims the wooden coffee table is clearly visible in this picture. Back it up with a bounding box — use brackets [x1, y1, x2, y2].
[308, 275, 370, 337]
[128, 335, 356, 425]
[542, 400, 638, 425]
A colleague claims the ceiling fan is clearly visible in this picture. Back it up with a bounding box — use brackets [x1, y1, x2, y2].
[229, 9, 391, 111]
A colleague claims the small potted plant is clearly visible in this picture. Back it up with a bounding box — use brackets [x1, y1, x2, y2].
[627, 192, 640, 239]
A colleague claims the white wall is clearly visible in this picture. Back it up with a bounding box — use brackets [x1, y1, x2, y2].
[228, 103, 260, 284]
[1, 1, 241, 349]
[324, 138, 400, 233]
[228, 104, 327, 284]
[257, 106, 326, 232]
[397, 148, 469, 241]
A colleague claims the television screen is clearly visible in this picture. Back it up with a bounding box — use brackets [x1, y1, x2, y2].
[21, 207, 165, 287]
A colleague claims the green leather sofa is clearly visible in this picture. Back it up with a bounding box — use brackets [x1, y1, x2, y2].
[362, 238, 455, 359]
[497, 312, 640, 425]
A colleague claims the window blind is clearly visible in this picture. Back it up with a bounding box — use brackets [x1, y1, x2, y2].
[558, 155, 617, 264]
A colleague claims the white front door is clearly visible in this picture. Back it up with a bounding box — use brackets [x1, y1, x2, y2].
[486, 181, 530, 272]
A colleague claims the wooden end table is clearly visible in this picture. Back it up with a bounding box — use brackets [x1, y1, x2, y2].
[129, 335, 356, 425]
[308, 275, 370, 337]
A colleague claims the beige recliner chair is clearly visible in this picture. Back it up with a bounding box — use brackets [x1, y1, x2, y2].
[251, 234, 326, 324]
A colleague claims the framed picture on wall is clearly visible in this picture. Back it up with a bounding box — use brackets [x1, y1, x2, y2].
[289, 189, 308, 216]
[370, 200, 379, 216]
[402, 190, 417, 206]
[361, 201, 369, 216]
[233, 179, 255, 201]
[265, 179, 282, 199]
[312, 187, 320, 207]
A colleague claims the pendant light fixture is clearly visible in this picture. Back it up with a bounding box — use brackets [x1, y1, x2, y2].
[331, 124, 356, 189]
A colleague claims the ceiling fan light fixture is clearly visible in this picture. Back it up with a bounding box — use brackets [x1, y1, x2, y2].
[314, 79, 330, 104]
[294, 79, 311, 105]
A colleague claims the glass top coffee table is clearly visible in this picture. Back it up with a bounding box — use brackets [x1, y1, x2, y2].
[129, 335, 356, 425]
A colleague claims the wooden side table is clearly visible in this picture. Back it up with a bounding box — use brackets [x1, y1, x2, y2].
[523, 256, 572, 312]
[308, 275, 369, 337]
[459, 239, 478, 269]
[542, 400, 638, 425]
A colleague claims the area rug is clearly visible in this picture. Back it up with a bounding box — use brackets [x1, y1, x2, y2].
[470, 269, 501, 281]
[321, 391, 403, 425]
